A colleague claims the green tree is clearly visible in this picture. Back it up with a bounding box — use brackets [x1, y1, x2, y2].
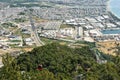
[0, 53, 22, 80]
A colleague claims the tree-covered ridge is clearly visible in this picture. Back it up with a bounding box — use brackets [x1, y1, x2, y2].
[0, 43, 120, 80]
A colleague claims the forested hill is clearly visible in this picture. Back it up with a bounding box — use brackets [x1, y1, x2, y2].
[0, 43, 120, 80]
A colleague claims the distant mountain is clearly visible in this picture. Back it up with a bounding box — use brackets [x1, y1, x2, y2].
[0, 0, 108, 8]
[0, 0, 38, 3]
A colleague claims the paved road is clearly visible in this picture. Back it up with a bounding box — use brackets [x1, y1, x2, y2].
[91, 43, 107, 64]
[57, 38, 76, 43]
[28, 10, 44, 46]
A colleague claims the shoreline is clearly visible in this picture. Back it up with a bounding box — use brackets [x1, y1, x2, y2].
[107, 0, 120, 19]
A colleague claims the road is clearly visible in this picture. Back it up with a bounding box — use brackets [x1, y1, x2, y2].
[91, 43, 107, 64]
[28, 9, 44, 46]
[56, 38, 76, 43]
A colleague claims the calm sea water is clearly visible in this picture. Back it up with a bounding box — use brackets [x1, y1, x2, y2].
[101, 29, 120, 34]
[110, 0, 120, 18]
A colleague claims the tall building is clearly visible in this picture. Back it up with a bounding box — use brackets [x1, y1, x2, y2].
[78, 27, 83, 38]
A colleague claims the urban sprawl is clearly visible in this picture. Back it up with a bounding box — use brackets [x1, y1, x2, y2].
[0, 0, 120, 56]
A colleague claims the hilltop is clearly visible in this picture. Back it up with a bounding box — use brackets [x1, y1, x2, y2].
[0, 43, 120, 80]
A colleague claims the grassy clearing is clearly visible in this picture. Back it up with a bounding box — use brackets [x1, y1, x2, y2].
[41, 37, 70, 45]
[60, 24, 74, 28]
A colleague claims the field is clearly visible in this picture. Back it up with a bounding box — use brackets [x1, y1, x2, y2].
[97, 41, 120, 56]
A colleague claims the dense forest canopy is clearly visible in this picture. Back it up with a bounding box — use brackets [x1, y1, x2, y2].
[0, 43, 120, 80]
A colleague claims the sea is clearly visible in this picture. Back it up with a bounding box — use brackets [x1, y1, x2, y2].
[101, 29, 120, 34]
[109, 0, 120, 18]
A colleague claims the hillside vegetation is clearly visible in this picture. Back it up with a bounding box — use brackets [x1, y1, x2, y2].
[0, 43, 120, 80]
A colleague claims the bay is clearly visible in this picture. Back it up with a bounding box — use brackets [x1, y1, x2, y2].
[109, 0, 120, 18]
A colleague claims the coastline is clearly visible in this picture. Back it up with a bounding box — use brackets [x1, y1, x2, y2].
[107, 0, 120, 19]
[108, 11, 120, 21]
